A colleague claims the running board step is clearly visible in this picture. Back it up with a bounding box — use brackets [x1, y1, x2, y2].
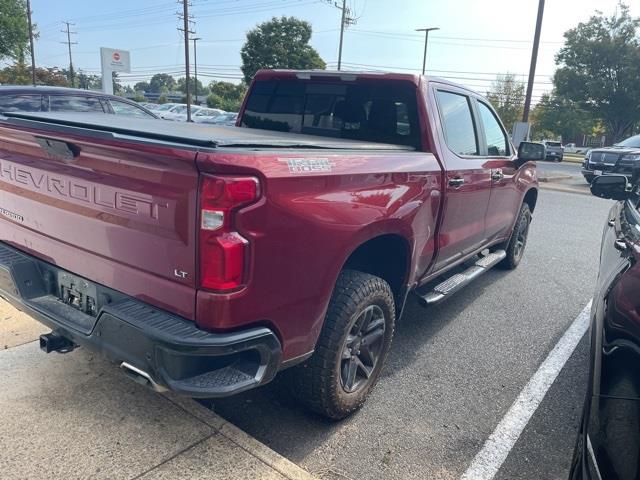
[416, 250, 506, 306]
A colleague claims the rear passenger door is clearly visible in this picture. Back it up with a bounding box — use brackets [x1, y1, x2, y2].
[474, 99, 520, 242]
[430, 87, 492, 272]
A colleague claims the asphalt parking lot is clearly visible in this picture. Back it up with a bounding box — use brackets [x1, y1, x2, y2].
[210, 189, 613, 480]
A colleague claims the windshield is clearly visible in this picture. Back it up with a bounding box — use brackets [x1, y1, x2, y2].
[241, 79, 421, 148]
[154, 104, 174, 111]
[615, 134, 640, 148]
[171, 105, 188, 113]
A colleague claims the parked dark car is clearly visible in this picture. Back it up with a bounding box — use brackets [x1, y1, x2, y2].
[570, 171, 640, 479]
[0, 86, 158, 119]
[582, 134, 640, 183]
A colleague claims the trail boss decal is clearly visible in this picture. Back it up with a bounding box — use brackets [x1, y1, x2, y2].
[279, 158, 335, 174]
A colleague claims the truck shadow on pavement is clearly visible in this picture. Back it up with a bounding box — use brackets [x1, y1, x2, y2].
[206, 268, 510, 465]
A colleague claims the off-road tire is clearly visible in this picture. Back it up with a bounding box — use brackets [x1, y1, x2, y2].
[497, 203, 532, 270]
[290, 269, 395, 420]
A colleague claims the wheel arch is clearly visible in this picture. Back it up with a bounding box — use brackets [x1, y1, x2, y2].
[341, 233, 412, 315]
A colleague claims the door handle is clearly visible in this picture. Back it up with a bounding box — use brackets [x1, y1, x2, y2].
[491, 169, 504, 182]
[448, 177, 465, 188]
[614, 239, 628, 251]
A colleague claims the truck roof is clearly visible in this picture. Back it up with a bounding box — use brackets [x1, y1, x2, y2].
[0, 111, 415, 151]
[252, 69, 476, 94]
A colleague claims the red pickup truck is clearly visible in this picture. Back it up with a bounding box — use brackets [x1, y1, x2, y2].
[0, 70, 542, 419]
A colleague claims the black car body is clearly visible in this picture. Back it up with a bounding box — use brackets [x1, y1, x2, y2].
[0, 86, 158, 119]
[570, 173, 640, 479]
[582, 134, 640, 183]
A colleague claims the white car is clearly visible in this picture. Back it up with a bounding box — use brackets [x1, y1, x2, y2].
[192, 108, 226, 123]
[159, 104, 191, 121]
[149, 103, 182, 116]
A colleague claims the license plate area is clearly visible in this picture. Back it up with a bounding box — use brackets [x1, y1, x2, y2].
[594, 170, 603, 176]
[57, 271, 99, 317]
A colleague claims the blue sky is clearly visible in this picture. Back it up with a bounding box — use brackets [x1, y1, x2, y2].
[30, 0, 639, 100]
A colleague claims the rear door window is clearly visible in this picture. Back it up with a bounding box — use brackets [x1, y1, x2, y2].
[48, 95, 105, 113]
[436, 90, 478, 156]
[0, 94, 42, 112]
[241, 79, 421, 148]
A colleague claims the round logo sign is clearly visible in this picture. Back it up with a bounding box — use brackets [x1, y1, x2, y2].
[112, 52, 121, 61]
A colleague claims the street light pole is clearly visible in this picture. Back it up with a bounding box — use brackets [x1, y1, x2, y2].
[192, 37, 201, 103]
[522, 0, 545, 122]
[415, 27, 439, 75]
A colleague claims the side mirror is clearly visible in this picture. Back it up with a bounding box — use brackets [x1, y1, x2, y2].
[590, 175, 632, 200]
[517, 141, 546, 162]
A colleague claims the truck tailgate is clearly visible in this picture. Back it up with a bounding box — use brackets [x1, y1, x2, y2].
[0, 121, 199, 320]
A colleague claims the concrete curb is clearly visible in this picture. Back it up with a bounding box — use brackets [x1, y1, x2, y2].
[163, 393, 317, 480]
[538, 174, 572, 182]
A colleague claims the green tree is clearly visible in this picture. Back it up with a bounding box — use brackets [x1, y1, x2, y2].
[206, 93, 240, 112]
[77, 71, 102, 90]
[531, 92, 594, 141]
[148, 73, 176, 93]
[0, 0, 29, 62]
[134, 81, 150, 92]
[486, 74, 525, 132]
[0, 64, 67, 86]
[177, 77, 204, 96]
[205, 81, 247, 111]
[554, 5, 640, 142]
[240, 16, 325, 83]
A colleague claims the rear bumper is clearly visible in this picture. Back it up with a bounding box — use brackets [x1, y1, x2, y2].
[0, 241, 282, 398]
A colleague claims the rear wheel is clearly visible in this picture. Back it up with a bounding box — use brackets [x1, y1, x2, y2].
[290, 269, 395, 420]
[498, 203, 532, 270]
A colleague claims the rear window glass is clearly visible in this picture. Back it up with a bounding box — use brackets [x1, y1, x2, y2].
[49, 95, 104, 113]
[546, 142, 562, 147]
[0, 94, 42, 112]
[241, 80, 421, 148]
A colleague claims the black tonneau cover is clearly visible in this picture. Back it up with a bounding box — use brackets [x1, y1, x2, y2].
[0, 112, 415, 151]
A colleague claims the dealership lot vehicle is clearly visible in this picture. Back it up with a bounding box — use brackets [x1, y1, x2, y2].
[0, 70, 541, 419]
[570, 173, 640, 480]
[582, 134, 640, 183]
[200, 111, 237, 125]
[542, 140, 564, 161]
[192, 107, 226, 123]
[0, 86, 158, 119]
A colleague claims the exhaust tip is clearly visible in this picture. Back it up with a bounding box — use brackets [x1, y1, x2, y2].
[120, 362, 167, 393]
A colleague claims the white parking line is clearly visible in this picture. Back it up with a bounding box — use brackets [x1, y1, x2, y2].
[461, 301, 592, 480]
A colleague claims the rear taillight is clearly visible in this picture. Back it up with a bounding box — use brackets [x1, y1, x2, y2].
[198, 175, 259, 291]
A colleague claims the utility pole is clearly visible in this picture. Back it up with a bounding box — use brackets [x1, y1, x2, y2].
[415, 27, 439, 75]
[333, 0, 357, 70]
[522, 0, 545, 123]
[26, 0, 36, 85]
[192, 37, 201, 102]
[61, 21, 77, 87]
[177, 0, 194, 121]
